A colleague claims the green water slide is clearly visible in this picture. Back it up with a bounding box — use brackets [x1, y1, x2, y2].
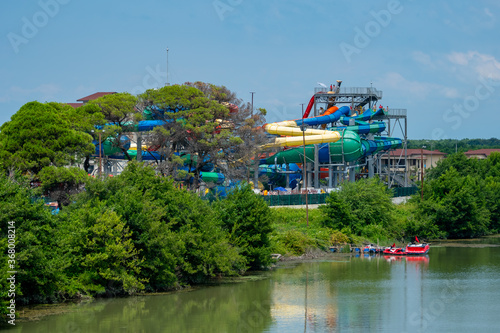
[263, 130, 363, 164]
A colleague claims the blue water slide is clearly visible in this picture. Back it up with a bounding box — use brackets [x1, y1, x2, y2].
[361, 137, 403, 157]
[329, 122, 386, 134]
[296, 106, 350, 127]
[340, 107, 386, 125]
[137, 120, 167, 131]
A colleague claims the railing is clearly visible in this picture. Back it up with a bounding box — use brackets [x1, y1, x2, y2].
[313, 87, 383, 99]
[387, 108, 407, 116]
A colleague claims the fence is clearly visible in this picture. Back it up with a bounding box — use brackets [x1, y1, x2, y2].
[262, 193, 329, 206]
[392, 186, 418, 197]
[263, 186, 417, 206]
[203, 186, 418, 206]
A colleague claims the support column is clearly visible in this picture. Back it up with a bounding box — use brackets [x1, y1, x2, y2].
[387, 153, 392, 189]
[103, 157, 109, 176]
[333, 167, 338, 187]
[285, 163, 290, 190]
[314, 144, 319, 189]
[137, 133, 142, 162]
[368, 155, 374, 178]
[254, 152, 259, 190]
[349, 163, 355, 183]
[328, 167, 333, 188]
[307, 163, 313, 190]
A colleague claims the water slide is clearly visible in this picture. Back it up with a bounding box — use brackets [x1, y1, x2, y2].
[340, 107, 386, 125]
[260, 136, 402, 165]
[264, 106, 351, 147]
[329, 122, 386, 134]
[94, 120, 225, 184]
[262, 104, 402, 165]
[301, 95, 315, 118]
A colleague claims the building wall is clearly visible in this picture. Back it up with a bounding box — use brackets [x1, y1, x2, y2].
[466, 154, 487, 160]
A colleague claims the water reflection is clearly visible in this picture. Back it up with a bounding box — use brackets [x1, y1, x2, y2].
[11, 243, 500, 333]
[14, 280, 275, 333]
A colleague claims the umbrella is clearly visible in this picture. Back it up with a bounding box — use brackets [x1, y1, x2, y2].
[274, 187, 287, 192]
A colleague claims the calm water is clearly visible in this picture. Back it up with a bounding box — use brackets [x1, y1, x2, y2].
[8, 238, 500, 333]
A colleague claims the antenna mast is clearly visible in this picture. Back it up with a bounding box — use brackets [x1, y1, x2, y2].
[166, 47, 169, 86]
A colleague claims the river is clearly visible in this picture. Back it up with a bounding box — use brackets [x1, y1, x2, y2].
[7, 236, 500, 332]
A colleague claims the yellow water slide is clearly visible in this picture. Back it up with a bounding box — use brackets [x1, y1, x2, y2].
[263, 106, 351, 148]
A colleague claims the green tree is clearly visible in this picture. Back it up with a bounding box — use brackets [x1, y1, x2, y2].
[427, 152, 483, 180]
[59, 205, 145, 296]
[415, 167, 490, 238]
[38, 166, 89, 207]
[320, 178, 394, 237]
[71, 162, 243, 289]
[0, 174, 64, 305]
[86, 92, 139, 161]
[0, 102, 94, 175]
[213, 185, 274, 269]
[137, 84, 268, 189]
[319, 190, 355, 231]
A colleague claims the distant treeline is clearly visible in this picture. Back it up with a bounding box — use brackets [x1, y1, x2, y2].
[407, 138, 500, 154]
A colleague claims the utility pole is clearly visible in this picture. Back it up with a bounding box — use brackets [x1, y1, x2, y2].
[250, 91, 257, 189]
[250, 92, 255, 116]
[99, 131, 102, 178]
[301, 103, 309, 227]
[92, 129, 104, 178]
[166, 47, 169, 86]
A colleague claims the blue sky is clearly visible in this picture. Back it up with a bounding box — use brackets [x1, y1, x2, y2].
[1, 0, 500, 139]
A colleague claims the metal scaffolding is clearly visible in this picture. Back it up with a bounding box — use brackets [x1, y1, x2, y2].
[274, 85, 409, 190]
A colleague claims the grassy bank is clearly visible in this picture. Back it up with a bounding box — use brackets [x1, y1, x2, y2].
[269, 207, 368, 256]
[268, 202, 419, 257]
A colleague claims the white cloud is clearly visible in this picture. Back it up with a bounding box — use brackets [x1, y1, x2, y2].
[447, 52, 470, 66]
[447, 51, 500, 80]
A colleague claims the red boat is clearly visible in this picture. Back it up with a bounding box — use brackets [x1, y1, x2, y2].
[383, 237, 430, 255]
[405, 240, 430, 255]
[382, 244, 405, 255]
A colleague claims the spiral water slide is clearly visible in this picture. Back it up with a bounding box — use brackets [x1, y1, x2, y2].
[262, 106, 402, 165]
[94, 120, 225, 184]
[264, 106, 351, 147]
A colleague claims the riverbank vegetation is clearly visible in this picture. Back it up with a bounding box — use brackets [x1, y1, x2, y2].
[1, 151, 500, 320]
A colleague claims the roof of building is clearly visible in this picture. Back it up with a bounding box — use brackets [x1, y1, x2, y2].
[77, 92, 117, 102]
[66, 103, 84, 108]
[464, 149, 500, 157]
[385, 149, 446, 157]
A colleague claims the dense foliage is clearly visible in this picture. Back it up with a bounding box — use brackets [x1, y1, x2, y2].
[320, 178, 395, 240]
[0, 163, 276, 318]
[411, 152, 500, 238]
[318, 152, 500, 241]
[0, 102, 94, 175]
[213, 185, 273, 269]
[136, 83, 268, 189]
[1, 151, 500, 321]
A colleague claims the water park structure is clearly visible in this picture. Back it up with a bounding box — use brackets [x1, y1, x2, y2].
[79, 81, 409, 193]
[258, 81, 409, 191]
